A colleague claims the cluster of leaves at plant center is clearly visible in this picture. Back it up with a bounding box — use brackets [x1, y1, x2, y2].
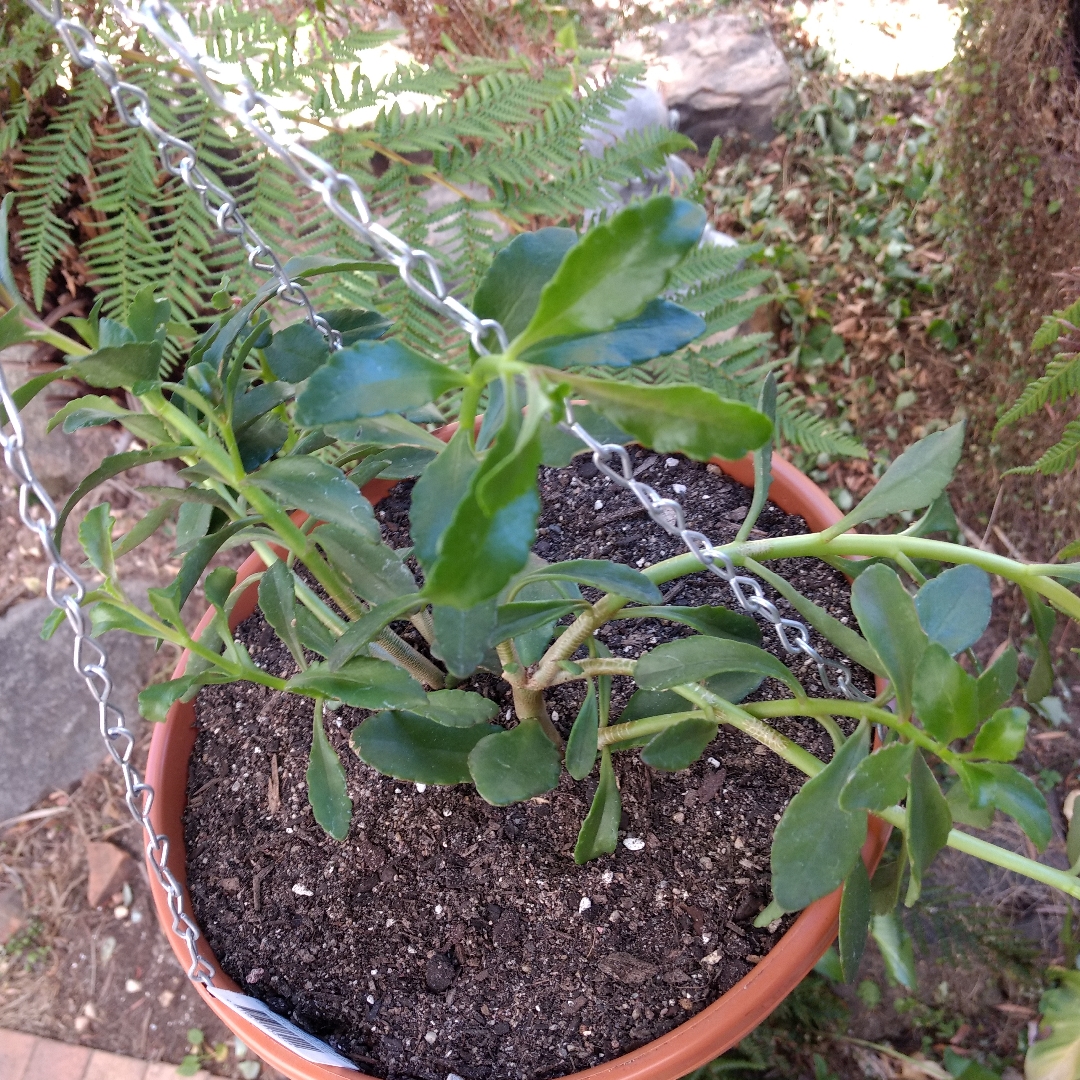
[16, 179, 1080, 980]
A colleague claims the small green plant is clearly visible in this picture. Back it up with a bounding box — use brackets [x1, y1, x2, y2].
[1, 918, 49, 972]
[5, 182, 1080, 989]
[178, 1028, 260, 1078]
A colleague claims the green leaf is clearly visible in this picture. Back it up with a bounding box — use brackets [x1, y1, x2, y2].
[945, 780, 995, 829]
[90, 602, 161, 638]
[618, 689, 690, 725]
[204, 566, 236, 611]
[621, 605, 760, 645]
[423, 485, 540, 608]
[870, 913, 916, 990]
[295, 607, 337, 658]
[67, 342, 160, 388]
[912, 643, 979, 743]
[54, 445, 190, 546]
[263, 321, 330, 382]
[1069, 809, 1080, 869]
[490, 599, 585, 646]
[558, 375, 772, 462]
[519, 300, 705, 369]
[744, 559, 887, 678]
[236, 413, 288, 473]
[905, 749, 952, 905]
[432, 600, 498, 679]
[512, 196, 705, 353]
[172, 519, 255, 610]
[826, 423, 965, 537]
[410, 428, 480, 570]
[248, 457, 380, 541]
[906, 491, 959, 541]
[869, 837, 907, 915]
[851, 564, 928, 718]
[286, 658, 427, 710]
[344, 414, 447, 451]
[514, 559, 661, 605]
[113, 500, 177, 559]
[45, 394, 169, 443]
[308, 706, 352, 841]
[473, 226, 578, 342]
[174, 501, 213, 554]
[971, 707, 1028, 762]
[78, 503, 115, 578]
[1025, 971, 1080, 1080]
[770, 721, 870, 912]
[574, 748, 622, 864]
[977, 647, 1018, 721]
[320, 307, 393, 346]
[294, 340, 464, 425]
[959, 761, 1051, 850]
[474, 421, 543, 516]
[138, 672, 232, 723]
[839, 859, 872, 983]
[640, 718, 718, 771]
[914, 564, 992, 655]
[737, 373, 776, 543]
[39, 607, 66, 641]
[352, 710, 499, 785]
[313, 525, 418, 605]
[839, 742, 914, 811]
[467, 718, 563, 805]
[416, 689, 499, 728]
[126, 285, 170, 342]
[635, 636, 803, 695]
[326, 594, 425, 671]
[259, 560, 305, 667]
[233, 382, 293, 431]
[1022, 587, 1056, 704]
[566, 682, 599, 780]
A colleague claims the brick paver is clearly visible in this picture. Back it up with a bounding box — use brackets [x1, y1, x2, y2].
[22, 1037, 92, 1080]
[0, 1029, 212, 1080]
[83, 1048, 150, 1080]
[0, 1028, 36, 1077]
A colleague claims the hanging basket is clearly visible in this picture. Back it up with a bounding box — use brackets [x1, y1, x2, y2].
[144, 450, 889, 1080]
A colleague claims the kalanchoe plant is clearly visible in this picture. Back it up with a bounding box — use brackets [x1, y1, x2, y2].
[7, 190, 1080, 983]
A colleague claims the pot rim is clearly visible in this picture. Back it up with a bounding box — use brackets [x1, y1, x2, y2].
[145, 450, 889, 1080]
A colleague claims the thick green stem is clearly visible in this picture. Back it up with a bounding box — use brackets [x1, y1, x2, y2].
[497, 642, 562, 746]
[674, 685, 826, 777]
[545, 657, 637, 686]
[599, 710, 706, 747]
[529, 595, 627, 689]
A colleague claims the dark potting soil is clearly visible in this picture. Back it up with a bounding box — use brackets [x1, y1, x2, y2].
[185, 448, 872, 1080]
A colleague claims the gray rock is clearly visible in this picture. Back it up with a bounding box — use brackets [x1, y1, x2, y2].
[582, 85, 694, 223]
[0, 595, 153, 823]
[651, 13, 791, 148]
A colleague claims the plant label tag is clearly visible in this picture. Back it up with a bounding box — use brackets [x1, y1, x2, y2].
[207, 985, 359, 1070]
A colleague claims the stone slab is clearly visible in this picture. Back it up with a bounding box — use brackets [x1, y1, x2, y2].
[0, 596, 152, 822]
[0, 1028, 36, 1079]
[649, 13, 791, 147]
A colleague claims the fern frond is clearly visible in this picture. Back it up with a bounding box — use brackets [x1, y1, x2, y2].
[1007, 420, 1080, 476]
[776, 390, 867, 458]
[995, 352, 1080, 433]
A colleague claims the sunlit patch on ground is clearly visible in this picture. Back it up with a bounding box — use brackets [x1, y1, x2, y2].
[794, 0, 959, 78]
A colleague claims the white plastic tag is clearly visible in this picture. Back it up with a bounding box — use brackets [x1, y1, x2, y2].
[207, 985, 359, 1071]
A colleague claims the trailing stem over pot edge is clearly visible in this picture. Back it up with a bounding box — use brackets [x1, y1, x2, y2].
[5, 191, 1080, 985]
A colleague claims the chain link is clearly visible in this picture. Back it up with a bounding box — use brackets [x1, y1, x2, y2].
[3, 0, 865, 1009]
[0, 365, 216, 985]
[561, 403, 870, 703]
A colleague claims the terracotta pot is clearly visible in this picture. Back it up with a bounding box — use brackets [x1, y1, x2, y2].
[145, 451, 890, 1080]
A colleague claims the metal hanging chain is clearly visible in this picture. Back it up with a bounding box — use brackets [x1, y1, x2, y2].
[24, 0, 341, 348]
[0, 366, 216, 986]
[562, 403, 870, 702]
[109, 0, 506, 357]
